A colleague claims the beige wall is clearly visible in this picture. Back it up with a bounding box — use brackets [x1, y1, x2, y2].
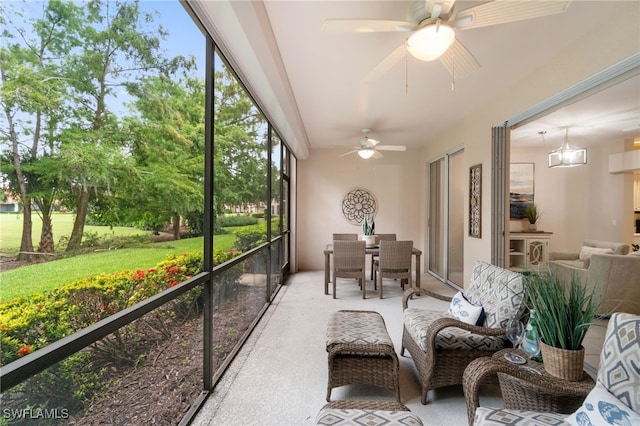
[414, 2, 639, 286]
[297, 149, 422, 270]
[510, 140, 632, 255]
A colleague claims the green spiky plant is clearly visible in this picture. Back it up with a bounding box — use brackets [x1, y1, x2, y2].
[525, 270, 600, 350]
[362, 214, 375, 236]
[524, 203, 541, 225]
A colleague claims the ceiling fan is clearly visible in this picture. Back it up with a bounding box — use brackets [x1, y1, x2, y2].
[323, 0, 572, 82]
[339, 129, 407, 159]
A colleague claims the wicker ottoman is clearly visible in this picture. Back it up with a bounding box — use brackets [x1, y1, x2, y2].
[326, 310, 400, 402]
[316, 400, 423, 425]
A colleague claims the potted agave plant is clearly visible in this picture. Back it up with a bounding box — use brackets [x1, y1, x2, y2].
[362, 214, 376, 248]
[525, 270, 600, 381]
[524, 202, 541, 231]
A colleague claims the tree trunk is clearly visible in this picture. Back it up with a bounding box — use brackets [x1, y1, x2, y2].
[38, 210, 55, 253]
[17, 203, 35, 262]
[66, 187, 89, 251]
[4, 62, 34, 261]
[172, 213, 181, 240]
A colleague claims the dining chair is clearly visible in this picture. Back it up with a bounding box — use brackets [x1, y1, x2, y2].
[370, 233, 396, 279]
[332, 233, 358, 241]
[373, 240, 412, 299]
[332, 240, 366, 299]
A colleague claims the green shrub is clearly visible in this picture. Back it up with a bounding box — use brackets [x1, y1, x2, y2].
[235, 224, 267, 252]
[216, 215, 258, 227]
[0, 250, 225, 414]
[0, 252, 204, 366]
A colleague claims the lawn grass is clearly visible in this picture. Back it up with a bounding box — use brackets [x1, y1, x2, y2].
[0, 233, 238, 303]
[0, 212, 149, 252]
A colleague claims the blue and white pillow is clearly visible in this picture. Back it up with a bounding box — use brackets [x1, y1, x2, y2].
[566, 382, 640, 426]
[447, 291, 485, 326]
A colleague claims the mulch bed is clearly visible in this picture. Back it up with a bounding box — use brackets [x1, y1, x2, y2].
[67, 285, 264, 425]
[68, 316, 204, 425]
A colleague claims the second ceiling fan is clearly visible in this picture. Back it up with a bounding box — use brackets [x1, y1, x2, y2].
[323, 0, 572, 82]
[340, 129, 407, 159]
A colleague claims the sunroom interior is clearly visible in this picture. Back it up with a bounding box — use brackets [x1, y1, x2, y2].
[2, 0, 639, 425]
[196, 0, 640, 423]
[193, 0, 640, 423]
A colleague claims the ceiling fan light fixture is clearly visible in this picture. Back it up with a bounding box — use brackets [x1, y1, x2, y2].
[358, 149, 375, 159]
[548, 129, 587, 168]
[406, 20, 455, 61]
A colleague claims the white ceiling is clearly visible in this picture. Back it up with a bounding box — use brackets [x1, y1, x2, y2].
[510, 74, 640, 149]
[200, 1, 640, 154]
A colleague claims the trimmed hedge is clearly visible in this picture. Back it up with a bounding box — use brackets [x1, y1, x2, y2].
[0, 248, 244, 414]
[216, 215, 258, 227]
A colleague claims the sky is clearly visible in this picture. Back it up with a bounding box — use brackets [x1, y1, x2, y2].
[138, 1, 206, 75]
[2, 0, 207, 116]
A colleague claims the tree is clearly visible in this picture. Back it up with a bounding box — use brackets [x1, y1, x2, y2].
[213, 65, 268, 217]
[116, 74, 204, 238]
[61, 0, 184, 251]
[0, 0, 83, 258]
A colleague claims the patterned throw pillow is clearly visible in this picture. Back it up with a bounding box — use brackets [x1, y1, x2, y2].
[448, 291, 485, 326]
[565, 382, 640, 426]
[464, 261, 524, 328]
[597, 312, 640, 412]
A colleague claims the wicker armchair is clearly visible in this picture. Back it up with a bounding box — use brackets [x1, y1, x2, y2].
[332, 240, 366, 299]
[464, 312, 640, 425]
[401, 261, 525, 404]
[373, 240, 412, 299]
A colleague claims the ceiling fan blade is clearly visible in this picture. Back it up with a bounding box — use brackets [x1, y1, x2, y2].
[338, 150, 358, 158]
[439, 39, 480, 79]
[454, 0, 572, 30]
[322, 19, 411, 33]
[362, 44, 406, 82]
[372, 151, 384, 159]
[376, 145, 407, 151]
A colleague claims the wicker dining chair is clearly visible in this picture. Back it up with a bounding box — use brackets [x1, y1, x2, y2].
[373, 240, 413, 299]
[332, 240, 366, 299]
[332, 233, 358, 241]
[370, 233, 396, 279]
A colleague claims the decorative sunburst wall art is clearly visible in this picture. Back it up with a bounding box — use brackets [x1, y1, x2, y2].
[469, 164, 482, 238]
[342, 188, 377, 225]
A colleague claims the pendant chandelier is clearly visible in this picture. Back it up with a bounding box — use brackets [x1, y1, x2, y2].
[548, 128, 587, 168]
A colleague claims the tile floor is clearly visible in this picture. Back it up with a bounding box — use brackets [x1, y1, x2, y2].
[192, 271, 605, 426]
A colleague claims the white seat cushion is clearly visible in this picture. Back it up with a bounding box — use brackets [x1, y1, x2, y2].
[403, 308, 505, 352]
[316, 406, 423, 426]
[474, 407, 569, 425]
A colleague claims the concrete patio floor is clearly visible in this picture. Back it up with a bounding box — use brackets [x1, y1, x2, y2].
[192, 270, 605, 426]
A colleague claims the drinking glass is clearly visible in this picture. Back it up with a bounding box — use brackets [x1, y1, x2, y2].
[506, 318, 524, 350]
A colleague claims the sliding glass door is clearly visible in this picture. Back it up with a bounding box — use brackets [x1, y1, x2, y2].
[428, 148, 464, 287]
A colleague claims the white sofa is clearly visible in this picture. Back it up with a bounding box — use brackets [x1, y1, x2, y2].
[549, 240, 640, 315]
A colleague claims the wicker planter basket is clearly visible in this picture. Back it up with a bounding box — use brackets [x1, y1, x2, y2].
[540, 341, 585, 381]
